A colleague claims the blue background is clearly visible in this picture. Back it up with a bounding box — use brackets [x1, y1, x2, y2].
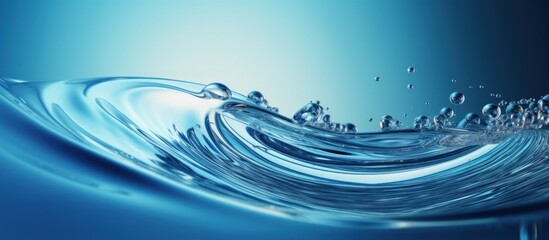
[0, 0, 547, 239]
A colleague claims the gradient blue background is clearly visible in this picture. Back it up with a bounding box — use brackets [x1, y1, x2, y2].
[0, 0, 548, 239]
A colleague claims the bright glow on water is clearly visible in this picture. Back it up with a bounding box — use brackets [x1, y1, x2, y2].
[0, 77, 549, 227]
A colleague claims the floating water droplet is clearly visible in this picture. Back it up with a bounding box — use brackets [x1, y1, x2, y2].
[495, 94, 502, 98]
[407, 84, 413, 89]
[440, 107, 455, 118]
[201, 83, 232, 100]
[407, 67, 415, 73]
[369, 118, 373, 122]
[374, 76, 380, 81]
[404, 113, 408, 117]
[449, 92, 465, 105]
[247, 91, 264, 104]
[482, 104, 501, 119]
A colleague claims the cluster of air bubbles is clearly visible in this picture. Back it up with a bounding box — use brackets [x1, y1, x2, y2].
[247, 91, 279, 113]
[470, 94, 549, 131]
[292, 101, 357, 133]
[375, 92, 549, 131]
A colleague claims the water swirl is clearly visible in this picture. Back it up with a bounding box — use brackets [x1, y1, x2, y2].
[1, 77, 548, 227]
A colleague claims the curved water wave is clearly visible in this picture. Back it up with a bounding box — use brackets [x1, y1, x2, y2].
[0, 77, 548, 226]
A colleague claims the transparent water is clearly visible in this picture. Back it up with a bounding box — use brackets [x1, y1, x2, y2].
[0, 77, 548, 238]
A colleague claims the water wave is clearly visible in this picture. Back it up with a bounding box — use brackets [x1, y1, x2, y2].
[1, 77, 548, 226]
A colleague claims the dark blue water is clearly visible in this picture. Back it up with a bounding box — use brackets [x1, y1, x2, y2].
[1, 77, 548, 239]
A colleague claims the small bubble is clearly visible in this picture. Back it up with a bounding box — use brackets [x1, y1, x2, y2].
[425, 102, 430, 106]
[369, 118, 373, 122]
[407, 67, 415, 73]
[374, 76, 380, 81]
[495, 94, 502, 98]
[404, 113, 408, 117]
[468, 86, 473, 89]
[490, 93, 495, 97]
[479, 85, 485, 89]
[449, 92, 465, 105]
[407, 84, 413, 90]
[451, 79, 457, 83]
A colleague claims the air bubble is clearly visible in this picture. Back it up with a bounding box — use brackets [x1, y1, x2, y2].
[440, 107, 455, 118]
[482, 104, 501, 119]
[449, 92, 465, 105]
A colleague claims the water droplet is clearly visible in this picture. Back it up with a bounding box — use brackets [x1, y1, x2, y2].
[440, 107, 455, 118]
[506, 102, 524, 119]
[380, 115, 397, 131]
[482, 103, 501, 119]
[247, 91, 264, 104]
[449, 92, 465, 105]
[433, 114, 446, 126]
[414, 115, 429, 130]
[465, 112, 481, 124]
[293, 102, 323, 125]
[407, 84, 413, 90]
[345, 123, 357, 133]
[490, 93, 495, 97]
[407, 67, 415, 73]
[404, 113, 408, 117]
[369, 118, 373, 122]
[322, 114, 331, 123]
[479, 85, 485, 89]
[201, 83, 232, 100]
[374, 76, 380, 81]
[495, 94, 502, 98]
[451, 79, 457, 83]
[538, 94, 549, 111]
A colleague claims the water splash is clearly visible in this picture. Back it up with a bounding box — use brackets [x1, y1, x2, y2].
[0, 77, 549, 228]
